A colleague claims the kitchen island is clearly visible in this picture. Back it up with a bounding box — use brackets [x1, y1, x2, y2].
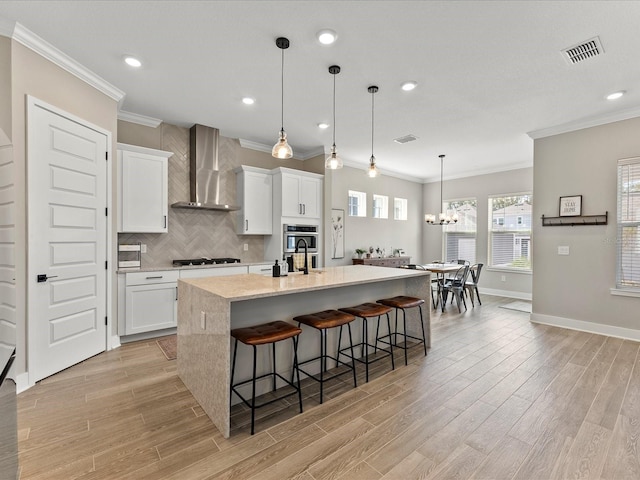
[177, 265, 431, 438]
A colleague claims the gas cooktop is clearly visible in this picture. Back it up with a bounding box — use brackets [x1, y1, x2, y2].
[172, 257, 241, 266]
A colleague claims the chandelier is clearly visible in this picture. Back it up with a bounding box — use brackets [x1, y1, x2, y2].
[425, 154, 458, 225]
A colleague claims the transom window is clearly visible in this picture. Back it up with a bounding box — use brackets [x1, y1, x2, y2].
[348, 190, 366, 217]
[488, 194, 532, 271]
[372, 194, 389, 219]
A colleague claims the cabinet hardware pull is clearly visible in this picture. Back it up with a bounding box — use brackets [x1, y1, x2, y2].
[146, 276, 163, 279]
[164, 215, 167, 228]
[175, 287, 178, 301]
[245, 219, 248, 231]
[303, 204, 306, 215]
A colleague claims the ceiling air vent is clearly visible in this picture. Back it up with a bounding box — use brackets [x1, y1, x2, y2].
[562, 36, 603, 65]
[393, 134, 418, 144]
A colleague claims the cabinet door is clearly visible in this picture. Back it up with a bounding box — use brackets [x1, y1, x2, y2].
[238, 171, 272, 234]
[300, 177, 321, 218]
[119, 150, 168, 233]
[179, 266, 247, 279]
[281, 173, 302, 217]
[125, 283, 177, 334]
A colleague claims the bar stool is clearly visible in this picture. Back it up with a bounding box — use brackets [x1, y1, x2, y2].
[293, 309, 357, 404]
[230, 320, 303, 435]
[376, 296, 427, 366]
[338, 303, 394, 382]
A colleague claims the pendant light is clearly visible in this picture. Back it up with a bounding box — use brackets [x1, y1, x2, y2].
[425, 154, 459, 225]
[325, 65, 343, 170]
[272, 37, 293, 159]
[367, 85, 379, 178]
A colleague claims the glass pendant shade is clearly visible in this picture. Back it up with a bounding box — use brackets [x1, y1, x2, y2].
[325, 144, 343, 169]
[368, 155, 379, 178]
[366, 85, 379, 178]
[272, 129, 293, 159]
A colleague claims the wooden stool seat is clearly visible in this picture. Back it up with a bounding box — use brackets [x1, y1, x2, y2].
[293, 309, 357, 404]
[376, 295, 428, 366]
[294, 309, 355, 330]
[231, 321, 302, 346]
[230, 320, 303, 435]
[377, 296, 425, 310]
[338, 303, 395, 382]
[339, 302, 392, 318]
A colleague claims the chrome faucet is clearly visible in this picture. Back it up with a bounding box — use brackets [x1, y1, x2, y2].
[294, 238, 309, 275]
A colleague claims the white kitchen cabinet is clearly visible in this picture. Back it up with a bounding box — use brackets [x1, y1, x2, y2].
[278, 169, 322, 219]
[117, 143, 172, 233]
[121, 270, 179, 335]
[235, 166, 272, 234]
[248, 263, 274, 276]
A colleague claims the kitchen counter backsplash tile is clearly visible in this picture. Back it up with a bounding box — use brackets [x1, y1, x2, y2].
[117, 123, 265, 268]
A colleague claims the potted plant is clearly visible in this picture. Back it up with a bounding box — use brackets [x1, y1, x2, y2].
[355, 248, 366, 259]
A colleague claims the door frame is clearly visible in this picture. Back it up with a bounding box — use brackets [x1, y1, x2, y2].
[25, 96, 113, 388]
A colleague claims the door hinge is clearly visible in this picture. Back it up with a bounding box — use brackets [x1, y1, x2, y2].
[105, 261, 108, 270]
[105, 207, 108, 216]
[105, 151, 108, 161]
[105, 316, 108, 326]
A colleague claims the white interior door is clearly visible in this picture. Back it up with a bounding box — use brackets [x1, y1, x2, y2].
[27, 100, 108, 383]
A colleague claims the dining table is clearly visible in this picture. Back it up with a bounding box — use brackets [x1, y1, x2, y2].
[421, 263, 467, 312]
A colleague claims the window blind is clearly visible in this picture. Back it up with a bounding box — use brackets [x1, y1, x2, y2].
[488, 194, 532, 270]
[617, 158, 640, 287]
[443, 199, 477, 264]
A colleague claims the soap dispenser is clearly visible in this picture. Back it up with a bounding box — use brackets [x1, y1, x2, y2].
[272, 259, 280, 277]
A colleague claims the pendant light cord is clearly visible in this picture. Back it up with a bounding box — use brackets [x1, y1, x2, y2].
[280, 48, 284, 131]
[440, 155, 444, 212]
[370, 89, 375, 160]
[332, 73, 336, 147]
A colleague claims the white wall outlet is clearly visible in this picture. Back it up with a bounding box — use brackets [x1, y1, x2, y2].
[141, 244, 147, 253]
[558, 246, 570, 255]
[501, 275, 506, 282]
[243, 243, 248, 251]
[200, 311, 206, 329]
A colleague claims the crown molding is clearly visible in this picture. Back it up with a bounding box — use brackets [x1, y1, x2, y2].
[238, 138, 306, 161]
[421, 160, 532, 184]
[528, 106, 640, 139]
[118, 110, 162, 128]
[339, 158, 425, 183]
[9, 21, 125, 103]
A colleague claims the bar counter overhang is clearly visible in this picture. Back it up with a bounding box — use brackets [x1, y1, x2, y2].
[177, 265, 431, 438]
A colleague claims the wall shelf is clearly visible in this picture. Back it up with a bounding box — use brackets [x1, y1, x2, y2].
[541, 212, 608, 227]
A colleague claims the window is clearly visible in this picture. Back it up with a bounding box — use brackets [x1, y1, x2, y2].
[443, 199, 477, 264]
[488, 194, 532, 270]
[617, 158, 640, 288]
[394, 197, 408, 220]
[372, 194, 388, 219]
[348, 190, 366, 217]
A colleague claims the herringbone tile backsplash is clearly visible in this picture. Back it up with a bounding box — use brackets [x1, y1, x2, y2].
[118, 124, 265, 268]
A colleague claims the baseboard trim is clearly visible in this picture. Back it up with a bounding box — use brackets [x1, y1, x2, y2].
[16, 372, 32, 394]
[531, 313, 640, 342]
[480, 288, 532, 301]
[110, 335, 121, 350]
[119, 327, 177, 344]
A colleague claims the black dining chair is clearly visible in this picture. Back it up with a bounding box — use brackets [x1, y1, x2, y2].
[441, 265, 470, 313]
[464, 263, 484, 306]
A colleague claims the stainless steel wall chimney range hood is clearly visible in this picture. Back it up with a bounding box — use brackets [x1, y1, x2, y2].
[171, 124, 240, 211]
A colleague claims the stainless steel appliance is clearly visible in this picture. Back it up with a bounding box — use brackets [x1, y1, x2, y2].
[283, 224, 318, 253]
[172, 257, 241, 266]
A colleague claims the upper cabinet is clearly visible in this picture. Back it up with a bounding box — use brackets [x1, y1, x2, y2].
[276, 169, 323, 219]
[235, 166, 272, 235]
[117, 143, 172, 233]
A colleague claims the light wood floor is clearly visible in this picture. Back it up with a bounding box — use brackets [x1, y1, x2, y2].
[17, 295, 640, 479]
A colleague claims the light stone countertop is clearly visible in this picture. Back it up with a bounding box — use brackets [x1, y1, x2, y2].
[117, 261, 271, 274]
[179, 264, 430, 301]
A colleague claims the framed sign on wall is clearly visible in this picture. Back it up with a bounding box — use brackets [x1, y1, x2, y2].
[559, 195, 582, 217]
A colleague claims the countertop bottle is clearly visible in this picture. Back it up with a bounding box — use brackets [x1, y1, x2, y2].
[272, 260, 280, 277]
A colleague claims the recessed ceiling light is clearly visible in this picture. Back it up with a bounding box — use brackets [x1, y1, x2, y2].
[123, 55, 142, 68]
[401, 81, 417, 91]
[318, 122, 330, 129]
[317, 29, 338, 45]
[242, 97, 255, 105]
[606, 90, 625, 100]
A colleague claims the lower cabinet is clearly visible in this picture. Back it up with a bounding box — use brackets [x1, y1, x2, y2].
[120, 271, 179, 335]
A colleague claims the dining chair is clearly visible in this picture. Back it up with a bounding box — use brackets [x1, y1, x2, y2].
[464, 263, 483, 306]
[441, 265, 470, 313]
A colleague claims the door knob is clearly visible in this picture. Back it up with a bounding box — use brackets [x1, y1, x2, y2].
[37, 274, 58, 283]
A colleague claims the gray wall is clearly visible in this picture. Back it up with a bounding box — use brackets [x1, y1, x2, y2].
[324, 166, 423, 267]
[533, 117, 640, 337]
[422, 167, 533, 298]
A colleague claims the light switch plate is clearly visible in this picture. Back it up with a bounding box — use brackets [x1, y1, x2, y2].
[200, 311, 206, 329]
[558, 246, 570, 255]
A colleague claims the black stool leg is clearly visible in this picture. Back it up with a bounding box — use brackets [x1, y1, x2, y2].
[419, 305, 427, 356]
[292, 336, 303, 413]
[386, 313, 395, 371]
[319, 328, 325, 404]
[363, 318, 369, 383]
[401, 308, 408, 366]
[272, 341, 277, 392]
[337, 325, 343, 369]
[347, 323, 357, 388]
[250, 344, 257, 435]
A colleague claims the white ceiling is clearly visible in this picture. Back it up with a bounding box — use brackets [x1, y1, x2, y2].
[2, 1, 640, 182]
